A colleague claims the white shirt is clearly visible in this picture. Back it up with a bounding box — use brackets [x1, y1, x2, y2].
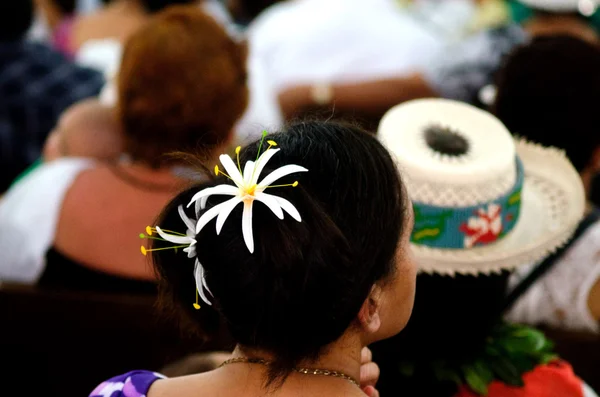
[246, 0, 445, 91]
[506, 220, 600, 334]
[0, 159, 95, 283]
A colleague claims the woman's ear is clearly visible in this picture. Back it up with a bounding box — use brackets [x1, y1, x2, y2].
[358, 285, 383, 335]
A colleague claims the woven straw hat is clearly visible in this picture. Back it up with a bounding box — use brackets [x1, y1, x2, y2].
[518, 0, 598, 14]
[378, 98, 585, 275]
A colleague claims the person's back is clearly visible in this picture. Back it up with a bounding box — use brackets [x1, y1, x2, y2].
[0, 6, 248, 289]
[247, 0, 443, 93]
[375, 98, 590, 397]
[495, 35, 600, 333]
[0, 0, 104, 191]
[53, 165, 185, 280]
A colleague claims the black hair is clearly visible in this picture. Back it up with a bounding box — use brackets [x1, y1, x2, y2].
[152, 121, 408, 385]
[372, 272, 511, 397]
[232, 0, 283, 23]
[495, 35, 600, 172]
[0, 0, 34, 41]
[51, 0, 77, 14]
[140, 0, 196, 13]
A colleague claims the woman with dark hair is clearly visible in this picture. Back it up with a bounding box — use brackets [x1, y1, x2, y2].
[89, 120, 417, 396]
[495, 35, 600, 334]
[50, 0, 199, 58]
[0, 6, 247, 291]
[374, 98, 593, 397]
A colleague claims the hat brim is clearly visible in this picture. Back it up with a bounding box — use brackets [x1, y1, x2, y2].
[412, 139, 585, 275]
[518, 0, 583, 12]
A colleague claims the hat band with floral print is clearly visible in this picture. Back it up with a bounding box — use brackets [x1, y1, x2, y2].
[411, 157, 523, 250]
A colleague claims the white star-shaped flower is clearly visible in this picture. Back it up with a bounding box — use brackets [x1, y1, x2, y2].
[188, 143, 308, 253]
[155, 205, 212, 306]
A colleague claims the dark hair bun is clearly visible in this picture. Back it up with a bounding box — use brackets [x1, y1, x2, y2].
[152, 121, 407, 382]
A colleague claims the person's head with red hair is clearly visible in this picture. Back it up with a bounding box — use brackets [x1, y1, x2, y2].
[118, 5, 248, 168]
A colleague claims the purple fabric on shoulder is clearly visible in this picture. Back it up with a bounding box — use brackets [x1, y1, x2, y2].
[89, 370, 165, 397]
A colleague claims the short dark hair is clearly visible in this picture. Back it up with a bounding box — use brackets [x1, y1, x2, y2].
[0, 0, 33, 41]
[152, 121, 409, 385]
[232, 0, 284, 22]
[495, 35, 600, 172]
[140, 0, 196, 13]
[372, 272, 510, 397]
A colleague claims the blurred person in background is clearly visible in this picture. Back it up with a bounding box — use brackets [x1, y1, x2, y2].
[0, 6, 248, 292]
[495, 35, 600, 334]
[247, 0, 445, 121]
[278, 0, 598, 122]
[0, 0, 104, 192]
[373, 98, 593, 397]
[42, 98, 123, 163]
[48, 0, 198, 58]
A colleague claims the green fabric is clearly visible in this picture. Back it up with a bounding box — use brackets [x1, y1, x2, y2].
[10, 158, 43, 188]
[507, 0, 534, 23]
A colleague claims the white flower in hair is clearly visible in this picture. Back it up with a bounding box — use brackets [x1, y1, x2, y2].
[141, 206, 213, 308]
[188, 133, 308, 253]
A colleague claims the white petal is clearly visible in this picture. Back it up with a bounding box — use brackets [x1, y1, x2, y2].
[255, 192, 284, 219]
[242, 200, 254, 253]
[275, 196, 302, 222]
[197, 194, 209, 214]
[243, 161, 255, 184]
[194, 260, 212, 306]
[155, 226, 193, 245]
[178, 205, 196, 232]
[258, 164, 308, 188]
[219, 154, 244, 186]
[196, 197, 238, 234]
[215, 196, 243, 234]
[202, 274, 212, 296]
[188, 184, 238, 209]
[251, 148, 280, 185]
[184, 241, 196, 258]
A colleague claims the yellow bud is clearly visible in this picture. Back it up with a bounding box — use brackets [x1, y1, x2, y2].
[292, 181, 299, 187]
[146, 226, 153, 236]
[193, 303, 201, 310]
[214, 165, 219, 176]
[140, 246, 147, 256]
[235, 146, 241, 154]
[267, 140, 277, 147]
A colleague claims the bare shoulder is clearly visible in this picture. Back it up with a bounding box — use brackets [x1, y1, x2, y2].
[148, 372, 223, 397]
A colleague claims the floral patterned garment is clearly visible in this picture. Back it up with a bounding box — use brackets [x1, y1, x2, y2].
[90, 371, 165, 397]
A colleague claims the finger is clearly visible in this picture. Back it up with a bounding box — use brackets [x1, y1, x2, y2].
[361, 347, 373, 364]
[360, 362, 380, 387]
[363, 386, 380, 397]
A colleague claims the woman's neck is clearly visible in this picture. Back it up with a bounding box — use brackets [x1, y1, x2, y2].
[233, 332, 364, 388]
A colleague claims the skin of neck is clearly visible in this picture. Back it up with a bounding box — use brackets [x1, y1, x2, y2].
[232, 327, 365, 386]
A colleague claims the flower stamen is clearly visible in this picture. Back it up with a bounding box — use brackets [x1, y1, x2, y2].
[193, 289, 201, 310]
[145, 226, 186, 237]
[214, 165, 236, 182]
[235, 146, 242, 173]
[265, 181, 299, 189]
[140, 244, 189, 256]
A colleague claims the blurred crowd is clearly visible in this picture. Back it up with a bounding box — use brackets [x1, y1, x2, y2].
[1, 1, 600, 397]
